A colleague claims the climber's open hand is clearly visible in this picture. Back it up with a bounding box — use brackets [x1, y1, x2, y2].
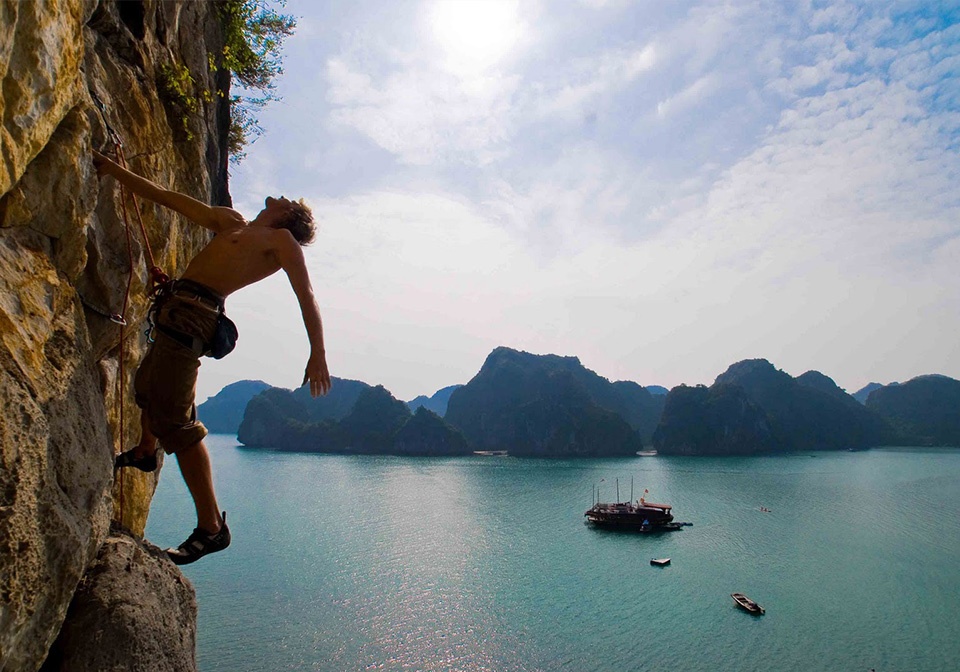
[303, 350, 331, 398]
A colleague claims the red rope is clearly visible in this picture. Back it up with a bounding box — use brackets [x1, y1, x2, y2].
[115, 148, 170, 292]
[114, 150, 131, 523]
[111, 141, 169, 527]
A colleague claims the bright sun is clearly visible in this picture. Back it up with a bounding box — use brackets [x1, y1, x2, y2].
[430, 0, 521, 73]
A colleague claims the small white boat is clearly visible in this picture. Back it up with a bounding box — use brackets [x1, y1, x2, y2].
[650, 558, 671, 566]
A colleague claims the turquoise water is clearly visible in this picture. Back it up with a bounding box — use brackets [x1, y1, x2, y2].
[147, 437, 960, 671]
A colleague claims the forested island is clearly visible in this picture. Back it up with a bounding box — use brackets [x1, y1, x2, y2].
[652, 360, 888, 455]
[199, 348, 960, 457]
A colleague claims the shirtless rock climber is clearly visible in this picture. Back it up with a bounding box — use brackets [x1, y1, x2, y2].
[94, 149, 331, 564]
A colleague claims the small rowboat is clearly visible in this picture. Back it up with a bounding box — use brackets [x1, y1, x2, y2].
[731, 593, 764, 614]
[650, 558, 671, 566]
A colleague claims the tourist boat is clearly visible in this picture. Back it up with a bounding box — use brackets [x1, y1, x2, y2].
[584, 486, 680, 531]
[731, 593, 765, 615]
[650, 558, 671, 566]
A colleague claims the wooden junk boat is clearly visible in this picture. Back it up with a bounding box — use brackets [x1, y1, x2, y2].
[584, 486, 684, 531]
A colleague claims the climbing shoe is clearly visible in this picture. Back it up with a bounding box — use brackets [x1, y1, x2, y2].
[114, 448, 158, 473]
[166, 512, 231, 565]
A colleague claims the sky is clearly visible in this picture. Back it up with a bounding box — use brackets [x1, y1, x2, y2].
[201, 0, 960, 404]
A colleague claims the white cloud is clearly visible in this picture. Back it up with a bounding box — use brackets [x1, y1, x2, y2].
[326, 56, 518, 166]
[530, 43, 658, 121]
[215, 0, 960, 401]
[655, 74, 720, 119]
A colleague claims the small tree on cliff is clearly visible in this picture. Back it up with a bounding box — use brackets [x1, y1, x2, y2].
[218, 0, 297, 163]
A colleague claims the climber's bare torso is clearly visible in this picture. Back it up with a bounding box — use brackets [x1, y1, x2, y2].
[176, 196, 308, 298]
[182, 220, 285, 298]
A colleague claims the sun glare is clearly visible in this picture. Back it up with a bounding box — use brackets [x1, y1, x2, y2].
[430, 0, 521, 74]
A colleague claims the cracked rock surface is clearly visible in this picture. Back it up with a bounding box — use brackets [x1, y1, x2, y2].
[1, 2, 229, 670]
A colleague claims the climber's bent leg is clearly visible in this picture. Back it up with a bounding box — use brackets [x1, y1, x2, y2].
[137, 409, 158, 455]
[114, 409, 161, 472]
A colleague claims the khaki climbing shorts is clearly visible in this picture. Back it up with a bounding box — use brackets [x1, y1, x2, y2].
[133, 286, 223, 454]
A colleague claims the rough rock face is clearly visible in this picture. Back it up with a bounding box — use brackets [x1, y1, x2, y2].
[1, 1, 229, 670]
[0, 0, 89, 199]
[41, 525, 197, 672]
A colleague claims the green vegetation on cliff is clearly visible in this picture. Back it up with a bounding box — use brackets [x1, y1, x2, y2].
[655, 359, 889, 455]
[866, 375, 960, 446]
[217, 0, 297, 160]
[653, 384, 775, 455]
[444, 347, 652, 457]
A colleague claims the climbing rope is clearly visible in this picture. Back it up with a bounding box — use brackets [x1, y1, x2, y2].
[116, 150, 171, 294]
[91, 88, 171, 527]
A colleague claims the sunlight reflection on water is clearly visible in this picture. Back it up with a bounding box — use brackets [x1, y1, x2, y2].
[147, 440, 960, 672]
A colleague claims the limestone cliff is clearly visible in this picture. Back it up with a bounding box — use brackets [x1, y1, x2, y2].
[1, 1, 229, 670]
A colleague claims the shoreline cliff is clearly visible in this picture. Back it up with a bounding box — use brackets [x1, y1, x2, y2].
[1, 2, 230, 670]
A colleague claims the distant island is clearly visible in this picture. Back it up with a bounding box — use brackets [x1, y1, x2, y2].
[853, 381, 885, 405]
[653, 360, 888, 455]
[197, 380, 270, 434]
[238, 381, 470, 456]
[865, 375, 960, 447]
[406, 384, 462, 416]
[205, 348, 959, 457]
[443, 346, 665, 457]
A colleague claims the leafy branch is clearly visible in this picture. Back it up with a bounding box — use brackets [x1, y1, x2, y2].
[217, 0, 297, 163]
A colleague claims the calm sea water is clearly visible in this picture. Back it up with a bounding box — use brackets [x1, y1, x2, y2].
[146, 437, 960, 672]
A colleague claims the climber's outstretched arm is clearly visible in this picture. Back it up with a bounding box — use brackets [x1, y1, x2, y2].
[273, 229, 331, 397]
[92, 150, 243, 233]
